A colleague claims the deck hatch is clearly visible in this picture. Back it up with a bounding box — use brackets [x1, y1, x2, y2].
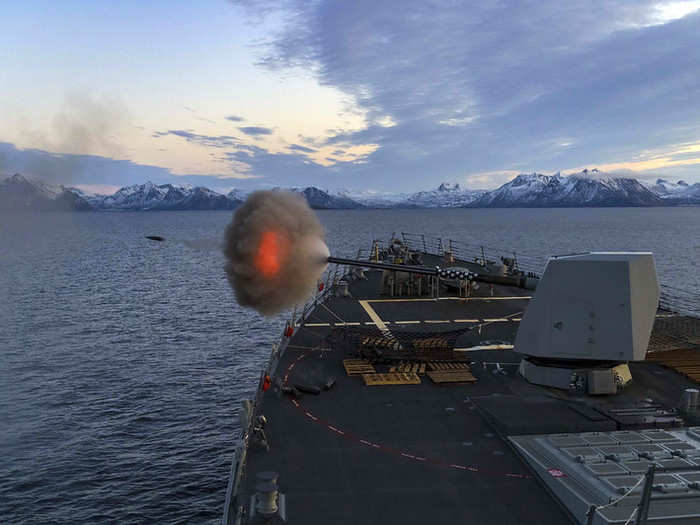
[511, 429, 700, 523]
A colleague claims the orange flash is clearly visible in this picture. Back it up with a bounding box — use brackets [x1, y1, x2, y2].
[255, 231, 289, 278]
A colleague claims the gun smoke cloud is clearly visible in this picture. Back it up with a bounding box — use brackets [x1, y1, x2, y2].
[223, 190, 329, 315]
[12, 92, 130, 185]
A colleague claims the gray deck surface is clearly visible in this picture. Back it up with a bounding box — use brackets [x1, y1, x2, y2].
[232, 263, 699, 525]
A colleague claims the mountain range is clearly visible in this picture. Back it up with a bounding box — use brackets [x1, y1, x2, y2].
[469, 171, 664, 207]
[1, 171, 699, 211]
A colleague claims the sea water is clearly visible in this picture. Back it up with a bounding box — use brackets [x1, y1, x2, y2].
[1, 207, 698, 524]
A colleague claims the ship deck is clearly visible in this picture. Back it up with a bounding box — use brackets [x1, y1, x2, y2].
[228, 259, 700, 525]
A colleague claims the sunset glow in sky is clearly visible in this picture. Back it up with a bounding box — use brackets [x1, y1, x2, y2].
[1, 1, 699, 193]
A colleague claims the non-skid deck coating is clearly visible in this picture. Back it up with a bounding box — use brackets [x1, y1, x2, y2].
[232, 268, 700, 525]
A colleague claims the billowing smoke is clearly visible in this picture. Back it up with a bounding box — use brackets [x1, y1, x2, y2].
[223, 190, 329, 315]
[13, 92, 129, 186]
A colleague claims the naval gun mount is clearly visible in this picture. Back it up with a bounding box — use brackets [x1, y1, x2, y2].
[515, 252, 660, 395]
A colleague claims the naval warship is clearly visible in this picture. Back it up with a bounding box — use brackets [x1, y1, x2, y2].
[222, 232, 700, 525]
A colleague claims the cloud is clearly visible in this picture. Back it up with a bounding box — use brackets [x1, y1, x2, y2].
[462, 170, 521, 190]
[181, 106, 217, 124]
[566, 140, 700, 176]
[72, 184, 122, 195]
[0, 141, 255, 190]
[289, 143, 316, 153]
[225, 115, 245, 122]
[238, 126, 274, 136]
[152, 130, 239, 148]
[224, 143, 362, 186]
[228, 1, 700, 189]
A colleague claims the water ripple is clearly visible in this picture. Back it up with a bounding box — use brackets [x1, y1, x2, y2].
[1, 208, 698, 524]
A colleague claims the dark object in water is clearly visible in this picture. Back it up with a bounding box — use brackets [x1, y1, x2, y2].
[145, 235, 165, 242]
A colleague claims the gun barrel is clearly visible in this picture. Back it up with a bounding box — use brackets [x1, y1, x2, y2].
[326, 256, 438, 276]
[326, 256, 533, 288]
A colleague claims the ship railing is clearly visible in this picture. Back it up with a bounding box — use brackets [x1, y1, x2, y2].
[399, 232, 699, 318]
[227, 247, 371, 523]
[584, 465, 654, 525]
[223, 367, 266, 525]
[400, 232, 547, 277]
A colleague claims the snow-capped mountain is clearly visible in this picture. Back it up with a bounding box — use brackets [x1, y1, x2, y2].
[648, 178, 700, 203]
[332, 189, 410, 208]
[404, 182, 487, 208]
[0, 173, 92, 211]
[67, 187, 109, 208]
[336, 183, 486, 208]
[675, 183, 700, 202]
[227, 188, 252, 202]
[4, 171, 699, 212]
[93, 182, 241, 210]
[291, 187, 364, 209]
[470, 171, 663, 207]
[650, 178, 690, 196]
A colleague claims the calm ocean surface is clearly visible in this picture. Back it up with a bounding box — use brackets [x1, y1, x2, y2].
[1, 208, 699, 524]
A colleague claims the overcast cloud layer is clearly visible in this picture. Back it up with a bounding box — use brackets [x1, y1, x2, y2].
[2, 1, 699, 192]
[225, 0, 700, 189]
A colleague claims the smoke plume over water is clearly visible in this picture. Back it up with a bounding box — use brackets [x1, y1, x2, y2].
[223, 190, 329, 315]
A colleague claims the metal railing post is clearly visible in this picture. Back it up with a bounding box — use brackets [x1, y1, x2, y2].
[635, 464, 655, 524]
[585, 504, 596, 525]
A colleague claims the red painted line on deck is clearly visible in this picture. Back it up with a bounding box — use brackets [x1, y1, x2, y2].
[281, 353, 533, 480]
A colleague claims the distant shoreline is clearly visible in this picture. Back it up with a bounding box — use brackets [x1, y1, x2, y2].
[3, 204, 698, 213]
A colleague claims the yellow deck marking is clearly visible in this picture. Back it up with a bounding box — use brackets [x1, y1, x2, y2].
[358, 300, 390, 333]
[454, 344, 514, 351]
[367, 296, 531, 303]
[464, 297, 531, 301]
[308, 318, 515, 328]
[366, 298, 441, 303]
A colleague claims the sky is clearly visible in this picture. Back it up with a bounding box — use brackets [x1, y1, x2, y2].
[1, 0, 699, 194]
